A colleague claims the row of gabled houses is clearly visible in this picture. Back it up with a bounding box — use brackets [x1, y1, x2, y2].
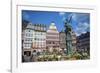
[22, 20, 90, 57]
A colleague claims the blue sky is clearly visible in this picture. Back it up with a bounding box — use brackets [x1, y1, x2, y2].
[22, 10, 90, 36]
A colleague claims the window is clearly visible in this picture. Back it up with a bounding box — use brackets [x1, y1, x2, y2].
[34, 38, 36, 40]
[24, 51, 31, 56]
[53, 42, 55, 44]
[28, 30, 30, 32]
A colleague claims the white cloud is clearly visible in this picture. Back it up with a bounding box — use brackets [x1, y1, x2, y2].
[70, 13, 89, 23]
[59, 12, 66, 22]
[22, 12, 30, 20]
[59, 12, 90, 36]
[72, 13, 77, 21]
[75, 22, 90, 36]
[62, 17, 66, 21]
[59, 12, 66, 16]
[70, 13, 90, 36]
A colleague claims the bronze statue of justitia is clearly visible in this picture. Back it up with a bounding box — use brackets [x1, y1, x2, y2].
[64, 16, 73, 55]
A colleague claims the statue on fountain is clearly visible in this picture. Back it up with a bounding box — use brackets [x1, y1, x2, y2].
[64, 15, 73, 55]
